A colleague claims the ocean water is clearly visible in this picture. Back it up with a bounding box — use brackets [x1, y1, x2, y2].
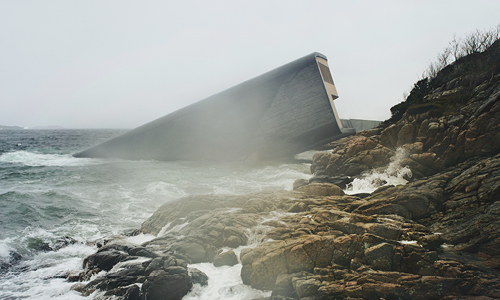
[0, 129, 312, 299]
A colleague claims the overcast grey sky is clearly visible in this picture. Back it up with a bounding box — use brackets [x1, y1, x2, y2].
[1, 1, 499, 129]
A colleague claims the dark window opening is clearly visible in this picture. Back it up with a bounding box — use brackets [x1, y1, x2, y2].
[318, 63, 334, 85]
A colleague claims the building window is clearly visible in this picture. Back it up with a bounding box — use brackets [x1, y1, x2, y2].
[318, 63, 334, 85]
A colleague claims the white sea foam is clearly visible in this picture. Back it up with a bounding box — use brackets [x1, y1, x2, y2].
[183, 263, 271, 300]
[0, 243, 95, 300]
[0, 239, 12, 259]
[0, 130, 314, 300]
[124, 233, 156, 245]
[0, 151, 99, 167]
[345, 148, 412, 194]
[182, 210, 294, 299]
[158, 222, 189, 237]
[210, 164, 311, 194]
[399, 240, 418, 245]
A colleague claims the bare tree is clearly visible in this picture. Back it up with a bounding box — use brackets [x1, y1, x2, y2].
[463, 30, 481, 54]
[422, 24, 500, 80]
[449, 35, 463, 61]
[426, 61, 438, 78]
[436, 47, 451, 70]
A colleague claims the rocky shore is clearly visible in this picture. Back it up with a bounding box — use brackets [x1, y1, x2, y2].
[71, 41, 500, 299]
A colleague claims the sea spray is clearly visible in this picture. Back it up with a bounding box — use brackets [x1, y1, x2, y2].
[0, 129, 313, 299]
[345, 147, 412, 194]
[182, 211, 294, 300]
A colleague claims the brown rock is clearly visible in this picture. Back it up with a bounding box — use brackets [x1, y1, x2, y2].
[213, 250, 238, 267]
[397, 123, 416, 146]
[365, 243, 394, 271]
[380, 124, 400, 148]
[296, 183, 345, 196]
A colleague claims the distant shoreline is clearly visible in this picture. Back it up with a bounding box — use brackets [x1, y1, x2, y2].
[0, 126, 131, 130]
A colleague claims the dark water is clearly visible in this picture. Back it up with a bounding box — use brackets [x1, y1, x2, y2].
[0, 129, 311, 299]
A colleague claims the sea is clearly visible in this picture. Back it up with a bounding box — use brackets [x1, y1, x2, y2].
[0, 129, 410, 300]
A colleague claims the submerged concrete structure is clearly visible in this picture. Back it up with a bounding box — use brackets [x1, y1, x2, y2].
[74, 52, 354, 161]
[341, 119, 382, 133]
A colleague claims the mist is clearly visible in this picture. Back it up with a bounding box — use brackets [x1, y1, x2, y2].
[1, 1, 500, 128]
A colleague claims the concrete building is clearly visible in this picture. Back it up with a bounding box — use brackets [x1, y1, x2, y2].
[75, 53, 355, 161]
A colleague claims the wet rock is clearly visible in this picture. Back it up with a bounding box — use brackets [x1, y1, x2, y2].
[307, 175, 353, 189]
[142, 268, 192, 300]
[241, 234, 363, 290]
[292, 277, 320, 298]
[85, 269, 141, 292]
[83, 249, 132, 271]
[288, 202, 309, 213]
[169, 241, 213, 264]
[213, 250, 238, 267]
[104, 284, 140, 300]
[222, 226, 248, 248]
[0, 251, 22, 272]
[295, 182, 345, 196]
[141, 195, 250, 235]
[292, 178, 308, 190]
[189, 268, 208, 286]
[53, 236, 78, 250]
[272, 273, 301, 297]
[144, 257, 164, 275]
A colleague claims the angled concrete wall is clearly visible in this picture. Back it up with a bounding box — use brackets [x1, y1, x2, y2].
[75, 53, 352, 161]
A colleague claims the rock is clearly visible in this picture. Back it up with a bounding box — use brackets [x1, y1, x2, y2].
[288, 202, 309, 213]
[241, 234, 363, 290]
[293, 178, 309, 190]
[222, 226, 248, 248]
[140, 195, 249, 235]
[296, 183, 345, 196]
[142, 268, 192, 300]
[397, 123, 416, 146]
[380, 124, 400, 148]
[53, 236, 78, 251]
[83, 249, 131, 271]
[104, 284, 140, 300]
[292, 277, 320, 298]
[122, 285, 140, 300]
[364, 243, 394, 271]
[145, 257, 164, 275]
[169, 241, 210, 264]
[308, 175, 353, 189]
[189, 268, 208, 286]
[272, 273, 301, 297]
[79, 51, 500, 300]
[213, 250, 238, 267]
[222, 236, 240, 248]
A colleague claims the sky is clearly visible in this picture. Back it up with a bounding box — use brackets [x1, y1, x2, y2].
[1, 1, 499, 129]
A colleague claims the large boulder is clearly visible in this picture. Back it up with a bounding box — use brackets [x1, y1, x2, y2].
[213, 250, 238, 267]
[142, 267, 192, 300]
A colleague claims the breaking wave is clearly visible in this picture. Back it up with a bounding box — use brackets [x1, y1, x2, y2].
[0, 151, 99, 167]
[345, 147, 412, 194]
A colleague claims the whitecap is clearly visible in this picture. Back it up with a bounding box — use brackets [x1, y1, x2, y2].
[124, 233, 156, 245]
[345, 147, 412, 194]
[183, 263, 270, 300]
[0, 151, 101, 167]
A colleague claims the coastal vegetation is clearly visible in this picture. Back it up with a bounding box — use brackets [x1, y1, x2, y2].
[390, 24, 500, 122]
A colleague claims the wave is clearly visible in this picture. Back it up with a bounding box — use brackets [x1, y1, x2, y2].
[345, 148, 412, 194]
[0, 151, 101, 167]
[0, 242, 95, 300]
